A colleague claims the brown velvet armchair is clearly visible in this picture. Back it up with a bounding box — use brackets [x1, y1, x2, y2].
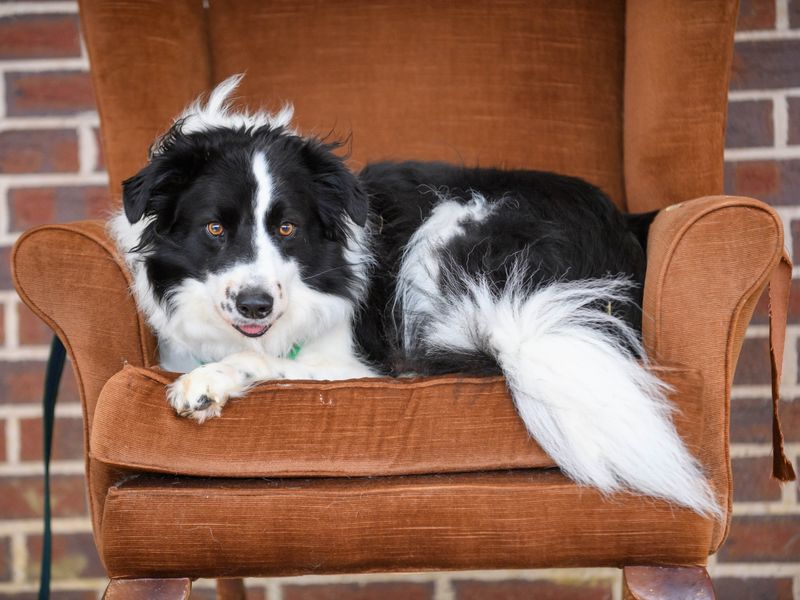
[11, 1, 796, 598]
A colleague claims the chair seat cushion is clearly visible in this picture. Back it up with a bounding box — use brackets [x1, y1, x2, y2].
[90, 364, 703, 478]
[100, 470, 713, 578]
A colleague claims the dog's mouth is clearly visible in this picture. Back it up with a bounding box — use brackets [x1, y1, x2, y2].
[233, 322, 271, 338]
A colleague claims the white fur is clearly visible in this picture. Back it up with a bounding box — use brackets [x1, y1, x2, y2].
[411, 269, 720, 516]
[168, 74, 294, 143]
[396, 194, 495, 349]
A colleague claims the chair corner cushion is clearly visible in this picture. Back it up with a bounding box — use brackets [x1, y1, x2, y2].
[12, 220, 157, 426]
[13, 220, 122, 322]
[643, 194, 784, 550]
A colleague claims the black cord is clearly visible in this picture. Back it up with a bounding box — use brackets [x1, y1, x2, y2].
[39, 336, 66, 600]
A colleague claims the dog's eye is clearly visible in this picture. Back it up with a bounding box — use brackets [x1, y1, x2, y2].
[206, 222, 225, 237]
[278, 222, 296, 237]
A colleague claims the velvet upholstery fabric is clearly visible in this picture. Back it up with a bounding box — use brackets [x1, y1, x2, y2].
[207, 0, 628, 206]
[12, 0, 786, 580]
[100, 472, 713, 578]
[91, 364, 703, 478]
[642, 196, 785, 548]
[624, 0, 738, 212]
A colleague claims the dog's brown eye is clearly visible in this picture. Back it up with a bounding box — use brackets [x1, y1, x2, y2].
[206, 222, 224, 237]
[278, 222, 295, 237]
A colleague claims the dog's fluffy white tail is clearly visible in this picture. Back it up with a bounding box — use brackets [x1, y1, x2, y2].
[422, 272, 722, 518]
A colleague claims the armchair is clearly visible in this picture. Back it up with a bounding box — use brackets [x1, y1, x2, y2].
[11, 1, 795, 598]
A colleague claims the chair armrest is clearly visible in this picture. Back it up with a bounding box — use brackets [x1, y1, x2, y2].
[12, 220, 157, 427]
[642, 195, 785, 550]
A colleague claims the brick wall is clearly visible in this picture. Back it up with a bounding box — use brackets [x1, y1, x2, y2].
[0, 0, 798, 598]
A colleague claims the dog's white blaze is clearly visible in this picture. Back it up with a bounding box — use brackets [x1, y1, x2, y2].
[246, 151, 285, 291]
[396, 193, 494, 350]
[207, 152, 286, 317]
[251, 151, 275, 257]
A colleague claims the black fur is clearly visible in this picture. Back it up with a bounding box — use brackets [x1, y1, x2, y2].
[355, 161, 651, 375]
[124, 126, 651, 378]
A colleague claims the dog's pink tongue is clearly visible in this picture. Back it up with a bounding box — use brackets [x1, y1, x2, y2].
[239, 324, 267, 335]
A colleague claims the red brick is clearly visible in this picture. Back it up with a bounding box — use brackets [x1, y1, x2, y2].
[453, 579, 612, 600]
[190, 587, 266, 600]
[0, 592, 103, 600]
[793, 220, 800, 264]
[731, 397, 800, 443]
[725, 100, 773, 148]
[732, 336, 770, 386]
[731, 40, 800, 90]
[1, 247, 11, 289]
[283, 582, 433, 600]
[8, 186, 110, 233]
[725, 160, 800, 205]
[736, 0, 776, 30]
[0, 360, 80, 405]
[6, 71, 95, 117]
[2, 592, 100, 600]
[0, 536, 11, 582]
[0, 129, 79, 173]
[0, 474, 87, 519]
[725, 160, 779, 198]
[718, 515, 800, 562]
[26, 532, 104, 581]
[788, 97, 800, 146]
[246, 588, 267, 600]
[0, 14, 80, 59]
[52, 594, 104, 600]
[0, 419, 6, 463]
[791, 0, 800, 28]
[18, 302, 52, 346]
[732, 455, 783, 502]
[777, 399, 800, 442]
[749, 279, 800, 326]
[713, 577, 793, 600]
[20, 415, 85, 461]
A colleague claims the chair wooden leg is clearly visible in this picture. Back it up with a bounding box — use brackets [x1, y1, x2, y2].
[103, 578, 192, 600]
[623, 566, 715, 600]
[217, 578, 246, 600]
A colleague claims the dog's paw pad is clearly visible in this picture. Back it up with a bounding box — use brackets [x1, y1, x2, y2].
[194, 394, 213, 410]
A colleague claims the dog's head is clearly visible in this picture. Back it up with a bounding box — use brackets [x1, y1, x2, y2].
[114, 75, 369, 354]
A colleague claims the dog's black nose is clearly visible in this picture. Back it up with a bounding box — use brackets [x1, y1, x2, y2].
[235, 288, 273, 319]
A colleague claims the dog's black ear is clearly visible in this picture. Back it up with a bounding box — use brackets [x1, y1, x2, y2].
[302, 139, 368, 237]
[121, 167, 153, 224]
[121, 124, 211, 225]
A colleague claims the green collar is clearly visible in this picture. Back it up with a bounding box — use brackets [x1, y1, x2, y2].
[287, 343, 302, 360]
[193, 343, 302, 367]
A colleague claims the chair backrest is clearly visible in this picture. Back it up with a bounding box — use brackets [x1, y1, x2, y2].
[79, 0, 738, 214]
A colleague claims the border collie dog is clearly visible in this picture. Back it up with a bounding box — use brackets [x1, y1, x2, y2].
[110, 75, 720, 517]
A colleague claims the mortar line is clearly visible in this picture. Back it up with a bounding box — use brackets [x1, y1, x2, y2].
[776, 93, 790, 148]
[776, 0, 790, 31]
[0, 2, 78, 17]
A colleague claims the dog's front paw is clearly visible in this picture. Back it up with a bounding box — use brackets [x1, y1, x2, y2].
[166, 363, 242, 423]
